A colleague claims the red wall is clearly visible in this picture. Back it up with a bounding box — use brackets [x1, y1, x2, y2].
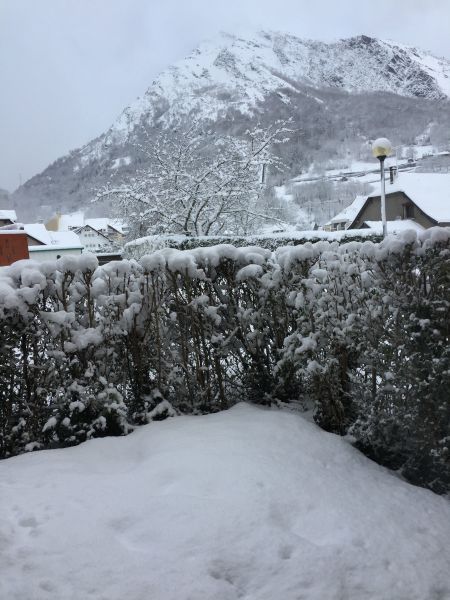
[0, 233, 30, 266]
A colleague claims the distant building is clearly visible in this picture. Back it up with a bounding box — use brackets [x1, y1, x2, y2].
[0, 209, 17, 228]
[0, 232, 29, 265]
[356, 220, 425, 234]
[0, 223, 83, 262]
[84, 218, 126, 242]
[325, 173, 450, 231]
[74, 224, 112, 252]
[23, 224, 83, 261]
[46, 212, 126, 250]
[323, 196, 368, 231]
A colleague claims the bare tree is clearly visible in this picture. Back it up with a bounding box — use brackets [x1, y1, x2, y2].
[97, 122, 290, 239]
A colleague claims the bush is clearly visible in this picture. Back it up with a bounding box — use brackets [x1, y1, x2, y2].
[1, 229, 449, 493]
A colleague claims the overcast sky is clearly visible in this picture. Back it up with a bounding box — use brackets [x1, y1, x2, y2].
[1, 0, 450, 191]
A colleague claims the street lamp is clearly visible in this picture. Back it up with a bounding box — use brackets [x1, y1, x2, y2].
[372, 137, 392, 238]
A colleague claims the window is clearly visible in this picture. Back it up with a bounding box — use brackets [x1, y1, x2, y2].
[403, 203, 415, 219]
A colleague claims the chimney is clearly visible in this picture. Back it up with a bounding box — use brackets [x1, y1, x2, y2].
[389, 166, 397, 184]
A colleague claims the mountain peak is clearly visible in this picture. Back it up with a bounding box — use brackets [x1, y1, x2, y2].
[13, 31, 450, 216]
[104, 31, 449, 137]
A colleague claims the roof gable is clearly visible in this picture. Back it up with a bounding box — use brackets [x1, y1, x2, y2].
[75, 224, 111, 241]
[367, 173, 450, 223]
[333, 173, 450, 230]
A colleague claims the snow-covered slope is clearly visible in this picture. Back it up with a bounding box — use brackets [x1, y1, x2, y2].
[13, 31, 450, 220]
[2, 404, 449, 600]
[92, 32, 450, 152]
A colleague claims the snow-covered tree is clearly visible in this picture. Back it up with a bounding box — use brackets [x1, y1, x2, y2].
[97, 122, 290, 239]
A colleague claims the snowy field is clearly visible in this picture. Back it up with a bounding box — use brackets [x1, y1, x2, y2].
[2, 404, 450, 600]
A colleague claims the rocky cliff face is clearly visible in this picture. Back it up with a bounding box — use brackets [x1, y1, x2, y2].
[12, 32, 450, 218]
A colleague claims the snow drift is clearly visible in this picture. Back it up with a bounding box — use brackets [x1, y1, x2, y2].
[1, 404, 450, 600]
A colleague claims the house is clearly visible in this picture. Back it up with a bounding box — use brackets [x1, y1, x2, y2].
[16, 224, 83, 261]
[0, 209, 17, 228]
[326, 173, 450, 231]
[84, 218, 126, 244]
[47, 212, 126, 250]
[324, 196, 368, 231]
[74, 224, 112, 252]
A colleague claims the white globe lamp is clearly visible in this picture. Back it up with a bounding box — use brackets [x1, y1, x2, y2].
[372, 137, 392, 238]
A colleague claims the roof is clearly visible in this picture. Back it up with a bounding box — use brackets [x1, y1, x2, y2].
[56, 214, 125, 235]
[59, 212, 85, 230]
[24, 224, 83, 249]
[330, 172, 450, 228]
[85, 218, 125, 234]
[85, 218, 110, 232]
[367, 173, 450, 223]
[28, 244, 82, 253]
[329, 195, 368, 224]
[23, 223, 52, 244]
[74, 224, 111, 241]
[0, 209, 17, 222]
[48, 231, 83, 248]
[362, 220, 425, 234]
[109, 219, 126, 234]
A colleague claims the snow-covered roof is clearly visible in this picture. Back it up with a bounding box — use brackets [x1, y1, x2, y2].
[378, 172, 450, 223]
[330, 173, 450, 228]
[85, 218, 110, 232]
[24, 224, 82, 249]
[329, 196, 368, 224]
[54, 213, 126, 237]
[48, 231, 83, 248]
[75, 224, 111, 239]
[61, 216, 125, 235]
[109, 219, 126, 234]
[59, 212, 85, 230]
[0, 209, 17, 222]
[23, 224, 52, 244]
[362, 220, 425, 234]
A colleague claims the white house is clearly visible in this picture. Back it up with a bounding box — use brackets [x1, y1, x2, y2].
[84, 218, 125, 240]
[46, 212, 126, 251]
[74, 224, 112, 252]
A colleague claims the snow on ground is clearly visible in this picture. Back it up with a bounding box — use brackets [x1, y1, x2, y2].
[411, 144, 435, 158]
[2, 404, 450, 600]
[110, 156, 132, 170]
[292, 158, 400, 182]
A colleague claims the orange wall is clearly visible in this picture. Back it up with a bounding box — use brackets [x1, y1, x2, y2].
[0, 234, 30, 266]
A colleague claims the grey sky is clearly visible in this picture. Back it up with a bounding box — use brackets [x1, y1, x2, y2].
[1, 0, 449, 192]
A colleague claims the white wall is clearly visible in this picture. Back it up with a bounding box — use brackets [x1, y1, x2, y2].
[28, 247, 83, 262]
[78, 228, 109, 251]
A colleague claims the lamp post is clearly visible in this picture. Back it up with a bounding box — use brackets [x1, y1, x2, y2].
[372, 138, 392, 238]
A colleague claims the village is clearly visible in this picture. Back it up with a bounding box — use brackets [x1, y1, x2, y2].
[0, 210, 127, 266]
[1, 151, 450, 267]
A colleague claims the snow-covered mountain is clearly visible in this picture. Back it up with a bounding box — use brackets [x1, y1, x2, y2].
[12, 31, 450, 219]
[84, 32, 450, 157]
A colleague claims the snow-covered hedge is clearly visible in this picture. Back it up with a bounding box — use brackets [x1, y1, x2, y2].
[124, 230, 382, 259]
[1, 229, 449, 492]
